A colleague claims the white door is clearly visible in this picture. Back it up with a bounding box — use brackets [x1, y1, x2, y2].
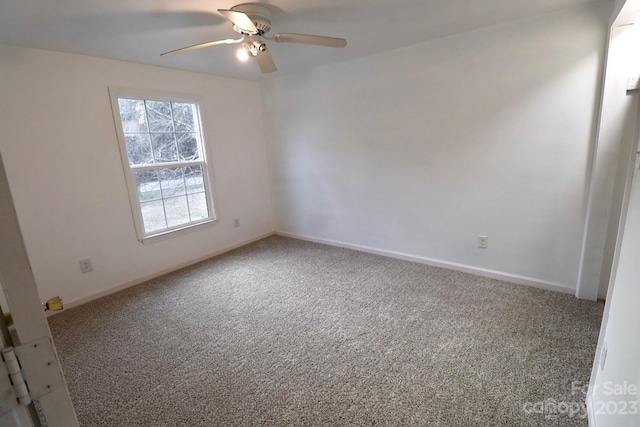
[0, 152, 79, 427]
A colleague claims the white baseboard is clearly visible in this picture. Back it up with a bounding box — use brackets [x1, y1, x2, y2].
[54, 232, 273, 313]
[54, 229, 576, 314]
[275, 231, 575, 295]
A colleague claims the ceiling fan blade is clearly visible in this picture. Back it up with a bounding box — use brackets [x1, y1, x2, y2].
[218, 9, 259, 34]
[161, 37, 243, 56]
[273, 33, 347, 48]
[255, 46, 277, 74]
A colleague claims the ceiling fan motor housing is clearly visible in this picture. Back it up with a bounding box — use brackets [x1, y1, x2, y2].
[231, 4, 272, 33]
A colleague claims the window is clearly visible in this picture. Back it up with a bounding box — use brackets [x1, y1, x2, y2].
[109, 88, 216, 242]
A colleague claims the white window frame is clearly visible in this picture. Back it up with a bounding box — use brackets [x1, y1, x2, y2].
[108, 87, 217, 244]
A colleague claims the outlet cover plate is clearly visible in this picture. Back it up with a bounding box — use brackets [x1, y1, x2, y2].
[79, 258, 93, 273]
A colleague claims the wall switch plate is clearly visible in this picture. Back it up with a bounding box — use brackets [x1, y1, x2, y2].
[234, 218, 240, 228]
[478, 235, 488, 249]
[627, 76, 640, 91]
[79, 258, 93, 274]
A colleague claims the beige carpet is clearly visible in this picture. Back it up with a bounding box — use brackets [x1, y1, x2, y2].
[47, 236, 603, 426]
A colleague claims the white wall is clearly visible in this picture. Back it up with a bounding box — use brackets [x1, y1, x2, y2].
[0, 45, 273, 307]
[262, 3, 609, 292]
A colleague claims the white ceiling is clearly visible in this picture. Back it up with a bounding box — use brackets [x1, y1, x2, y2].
[0, 0, 601, 81]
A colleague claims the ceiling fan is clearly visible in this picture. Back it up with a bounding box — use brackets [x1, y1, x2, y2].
[161, 3, 347, 74]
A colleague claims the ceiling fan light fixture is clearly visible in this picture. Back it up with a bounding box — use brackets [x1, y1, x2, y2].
[236, 46, 250, 61]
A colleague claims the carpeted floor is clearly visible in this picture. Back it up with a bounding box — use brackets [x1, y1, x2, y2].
[47, 236, 604, 426]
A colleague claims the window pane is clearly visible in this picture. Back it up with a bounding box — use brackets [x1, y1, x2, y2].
[125, 134, 153, 165]
[164, 196, 190, 227]
[114, 94, 215, 239]
[177, 133, 200, 161]
[135, 170, 161, 201]
[146, 101, 174, 133]
[151, 133, 178, 162]
[184, 166, 205, 194]
[172, 102, 196, 132]
[118, 99, 148, 133]
[159, 168, 185, 197]
[188, 193, 209, 221]
[140, 200, 166, 232]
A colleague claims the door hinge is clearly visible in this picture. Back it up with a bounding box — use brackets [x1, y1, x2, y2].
[0, 336, 64, 417]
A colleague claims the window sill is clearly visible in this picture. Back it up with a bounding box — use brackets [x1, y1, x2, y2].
[139, 218, 218, 245]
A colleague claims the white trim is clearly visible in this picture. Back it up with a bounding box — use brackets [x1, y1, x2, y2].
[53, 228, 578, 312]
[275, 231, 575, 294]
[139, 218, 218, 245]
[107, 86, 218, 243]
[51, 232, 273, 311]
[586, 393, 596, 426]
[0, 153, 79, 426]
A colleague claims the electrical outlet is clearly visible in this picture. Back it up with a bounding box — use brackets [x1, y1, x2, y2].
[627, 76, 640, 91]
[234, 218, 240, 228]
[478, 235, 488, 249]
[79, 258, 93, 274]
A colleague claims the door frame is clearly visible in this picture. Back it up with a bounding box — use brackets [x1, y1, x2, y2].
[0, 151, 79, 426]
